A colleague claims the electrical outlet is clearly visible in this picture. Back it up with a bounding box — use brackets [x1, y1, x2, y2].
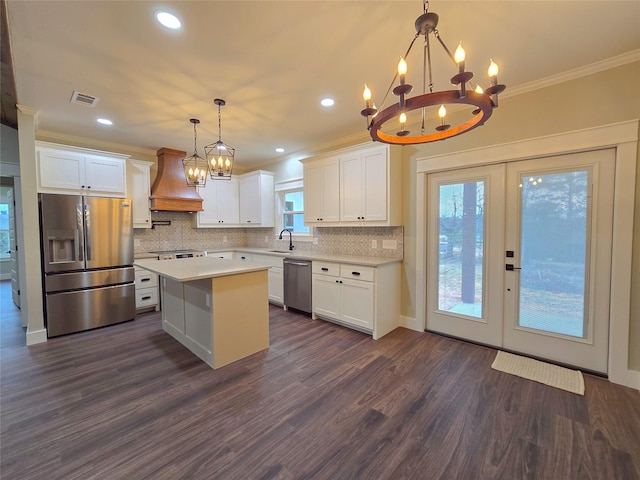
[382, 239, 397, 249]
[313, 237, 318, 245]
[223, 235, 228, 243]
[264, 236, 269, 243]
[134, 239, 141, 247]
[371, 240, 377, 248]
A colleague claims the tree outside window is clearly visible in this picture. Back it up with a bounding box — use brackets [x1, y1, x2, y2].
[0, 203, 9, 259]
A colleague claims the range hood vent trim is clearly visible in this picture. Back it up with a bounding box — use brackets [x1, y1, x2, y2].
[149, 147, 204, 212]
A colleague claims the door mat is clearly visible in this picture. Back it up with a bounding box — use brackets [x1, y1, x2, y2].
[491, 351, 585, 395]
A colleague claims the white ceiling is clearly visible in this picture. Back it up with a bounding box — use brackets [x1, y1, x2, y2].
[6, 1, 640, 168]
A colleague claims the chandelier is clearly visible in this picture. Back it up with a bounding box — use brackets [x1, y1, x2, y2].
[182, 118, 209, 187]
[205, 99, 234, 180]
[360, 0, 506, 145]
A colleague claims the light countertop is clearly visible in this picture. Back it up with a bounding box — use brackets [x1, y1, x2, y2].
[134, 257, 270, 282]
[215, 248, 402, 267]
[134, 248, 402, 267]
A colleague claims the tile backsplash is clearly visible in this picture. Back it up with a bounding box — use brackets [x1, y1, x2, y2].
[135, 211, 403, 259]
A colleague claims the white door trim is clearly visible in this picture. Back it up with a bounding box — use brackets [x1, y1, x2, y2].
[416, 119, 639, 389]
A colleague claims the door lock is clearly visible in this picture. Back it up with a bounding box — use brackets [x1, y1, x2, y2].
[505, 264, 522, 271]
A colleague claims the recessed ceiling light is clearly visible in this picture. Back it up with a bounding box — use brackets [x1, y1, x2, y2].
[320, 98, 335, 107]
[275, 147, 285, 153]
[155, 11, 181, 30]
[97, 118, 113, 126]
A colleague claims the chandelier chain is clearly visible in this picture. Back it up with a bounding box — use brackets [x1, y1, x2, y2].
[217, 103, 222, 142]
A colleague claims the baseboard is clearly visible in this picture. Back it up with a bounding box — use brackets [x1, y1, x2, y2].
[399, 315, 423, 333]
[26, 328, 47, 345]
[610, 368, 640, 392]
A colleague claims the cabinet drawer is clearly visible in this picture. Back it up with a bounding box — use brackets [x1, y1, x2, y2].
[312, 261, 339, 277]
[135, 287, 158, 309]
[135, 270, 158, 287]
[211, 252, 233, 259]
[339, 264, 375, 282]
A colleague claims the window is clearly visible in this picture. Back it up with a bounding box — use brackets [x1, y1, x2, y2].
[0, 203, 9, 259]
[275, 179, 312, 238]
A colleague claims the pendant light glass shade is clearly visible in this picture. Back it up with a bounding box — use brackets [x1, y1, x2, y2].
[182, 118, 209, 187]
[205, 99, 234, 180]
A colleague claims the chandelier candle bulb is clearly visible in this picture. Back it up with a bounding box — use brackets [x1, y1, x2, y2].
[454, 42, 466, 73]
[398, 58, 408, 84]
[488, 60, 499, 82]
[397, 112, 409, 136]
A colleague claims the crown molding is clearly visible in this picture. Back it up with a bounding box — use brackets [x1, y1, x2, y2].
[503, 49, 640, 100]
[36, 129, 157, 158]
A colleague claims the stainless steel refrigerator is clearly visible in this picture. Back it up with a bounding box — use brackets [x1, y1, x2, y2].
[39, 193, 136, 337]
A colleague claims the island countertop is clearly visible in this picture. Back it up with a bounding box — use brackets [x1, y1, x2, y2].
[134, 257, 271, 282]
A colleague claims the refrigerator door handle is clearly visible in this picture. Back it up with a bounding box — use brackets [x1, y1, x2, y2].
[85, 203, 92, 261]
[76, 203, 84, 262]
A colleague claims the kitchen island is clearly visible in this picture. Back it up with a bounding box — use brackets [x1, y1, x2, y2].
[134, 257, 270, 369]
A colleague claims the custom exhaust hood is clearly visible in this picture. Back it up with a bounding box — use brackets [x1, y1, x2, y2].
[150, 147, 203, 212]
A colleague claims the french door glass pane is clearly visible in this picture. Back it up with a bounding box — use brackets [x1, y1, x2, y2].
[517, 171, 588, 338]
[438, 181, 484, 318]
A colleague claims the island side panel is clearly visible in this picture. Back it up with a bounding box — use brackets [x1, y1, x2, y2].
[211, 270, 270, 369]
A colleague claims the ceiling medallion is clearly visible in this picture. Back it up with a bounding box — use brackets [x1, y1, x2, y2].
[360, 0, 506, 145]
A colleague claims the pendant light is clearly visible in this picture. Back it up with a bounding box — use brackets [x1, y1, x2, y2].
[182, 118, 209, 187]
[205, 99, 234, 180]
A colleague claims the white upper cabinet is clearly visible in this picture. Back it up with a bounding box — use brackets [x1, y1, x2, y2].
[194, 178, 240, 228]
[37, 142, 128, 197]
[239, 170, 275, 227]
[126, 159, 153, 228]
[341, 146, 388, 223]
[194, 170, 273, 228]
[303, 156, 340, 223]
[303, 143, 400, 226]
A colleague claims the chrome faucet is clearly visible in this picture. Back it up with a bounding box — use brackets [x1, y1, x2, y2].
[279, 228, 294, 250]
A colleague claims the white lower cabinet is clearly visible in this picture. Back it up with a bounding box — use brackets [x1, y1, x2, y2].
[135, 266, 159, 312]
[250, 253, 284, 305]
[312, 260, 400, 339]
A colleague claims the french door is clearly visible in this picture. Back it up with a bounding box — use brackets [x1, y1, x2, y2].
[426, 149, 615, 373]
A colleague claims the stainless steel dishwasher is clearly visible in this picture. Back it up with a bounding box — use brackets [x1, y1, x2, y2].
[283, 258, 312, 314]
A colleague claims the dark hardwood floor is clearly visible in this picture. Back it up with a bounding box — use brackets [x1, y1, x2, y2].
[1, 280, 639, 479]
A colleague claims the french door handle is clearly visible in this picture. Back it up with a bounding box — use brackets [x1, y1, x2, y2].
[505, 264, 522, 271]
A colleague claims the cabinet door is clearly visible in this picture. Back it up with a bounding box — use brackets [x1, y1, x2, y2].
[84, 156, 126, 194]
[312, 274, 341, 319]
[196, 181, 221, 226]
[216, 179, 240, 224]
[38, 149, 85, 191]
[341, 278, 374, 329]
[362, 147, 387, 222]
[321, 158, 340, 222]
[239, 174, 261, 224]
[127, 161, 152, 228]
[340, 152, 364, 222]
[304, 158, 339, 224]
[304, 162, 324, 223]
[268, 267, 284, 304]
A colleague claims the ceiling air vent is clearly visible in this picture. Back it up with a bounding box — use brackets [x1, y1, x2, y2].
[70, 91, 99, 107]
